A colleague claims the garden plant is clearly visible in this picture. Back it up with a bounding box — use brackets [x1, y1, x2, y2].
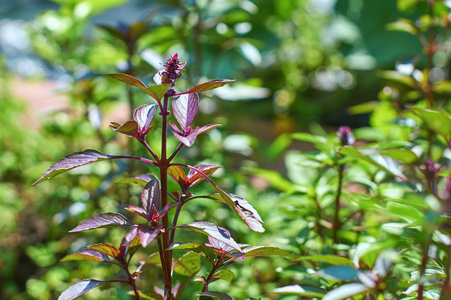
[247, 0, 451, 299]
[33, 54, 292, 300]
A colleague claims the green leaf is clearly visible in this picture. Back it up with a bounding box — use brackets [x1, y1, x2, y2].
[397, 0, 418, 11]
[197, 291, 233, 300]
[291, 132, 328, 146]
[267, 133, 292, 159]
[386, 201, 424, 222]
[142, 84, 171, 102]
[178, 79, 235, 95]
[339, 146, 406, 180]
[322, 283, 369, 300]
[348, 101, 379, 115]
[297, 255, 354, 267]
[173, 251, 201, 277]
[212, 270, 235, 282]
[386, 19, 419, 35]
[273, 285, 326, 297]
[244, 246, 295, 258]
[33, 150, 114, 185]
[377, 148, 418, 164]
[144, 252, 161, 265]
[167, 243, 203, 250]
[411, 108, 451, 137]
[433, 80, 451, 94]
[377, 70, 416, 87]
[116, 174, 153, 186]
[109, 121, 138, 136]
[317, 266, 358, 281]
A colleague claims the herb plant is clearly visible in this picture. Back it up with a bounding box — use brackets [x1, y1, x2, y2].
[255, 1, 451, 298]
[33, 54, 286, 300]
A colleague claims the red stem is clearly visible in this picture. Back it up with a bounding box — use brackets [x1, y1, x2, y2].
[159, 95, 173, 299]
[139, 138, 160, 162]
[130, 279, 142, 300]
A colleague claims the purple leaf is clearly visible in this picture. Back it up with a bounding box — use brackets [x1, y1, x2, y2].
[119, 227, 139, 259]
[116, 174, 153, 186]
[123, 205, 150, 220]
[141, 175, 161, 213]
[187, 165, 221, 188]
[197, 123, 222, 135]
[105, 73, 147, 89]
[196, 291, 233, 300]
[137, 224, 160, 247]
[172, 129, 197, 147]
[33, 150, 114, 185]
[159, 202, 178, 219]
[169, 121, 183, 135]
[61, 249, 113, 263]
[58, 279, 106, 300]
[172, 93, 199, 130]
[88, 244, 121, 259]
[109, 121, 138, 136]
[176, 79, 235, 95]
[171, 124, 221, 147]
[178, 222, 242, 252]
[69, 212, 132, 232]
[207, 232, 235, 253]
[171, 163, 264, 232]
[104, 73, 170, 103]
[133, 104, 157, 135]
[211, 192, 264, 233]
[153, 69, 164, 84]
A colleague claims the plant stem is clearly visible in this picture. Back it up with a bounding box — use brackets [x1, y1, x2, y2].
[333, 164, 345, 247]
[140, 139, 160, 162]
[417, 233, 433, 300]
[130, 279, 142, 300]
[112, 155, 157, 166]
[201, 258, 222, 292]
[168, 144, 184, 163]
[125, 264, 142, 300]
[170, 202, 183, 245]
[160, 94, 173, 299]
[157, 237, 171, 298]
[440, 246, 451, 298]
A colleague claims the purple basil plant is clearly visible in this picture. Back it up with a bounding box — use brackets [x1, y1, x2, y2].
[33, 54, 277, 300]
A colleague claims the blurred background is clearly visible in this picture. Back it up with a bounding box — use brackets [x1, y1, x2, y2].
[0, 0, 438, 299]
